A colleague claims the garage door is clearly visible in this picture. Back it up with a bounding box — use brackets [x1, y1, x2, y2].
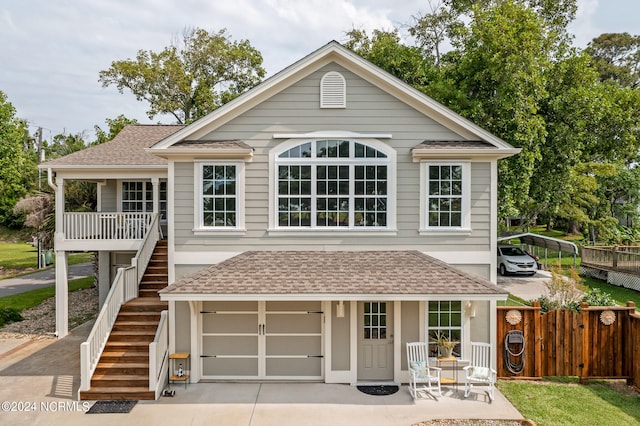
[201, 301, 323, 380]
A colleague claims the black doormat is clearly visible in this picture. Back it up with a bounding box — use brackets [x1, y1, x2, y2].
[357, 385, 399, 396]
[86, 400, 138, 414]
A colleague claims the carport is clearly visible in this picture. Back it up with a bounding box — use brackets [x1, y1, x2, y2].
[497, 233, 578, 268]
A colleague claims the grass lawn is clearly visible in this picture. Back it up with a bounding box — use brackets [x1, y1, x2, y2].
[582, 275, 640, 308]
[498, 378, 640, 425]
[0, 276, 94, 312]
[0, 241, 93, 279]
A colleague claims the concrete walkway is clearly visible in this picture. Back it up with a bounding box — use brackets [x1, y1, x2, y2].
[0, 263, 93, 297]
[0, 322, 524, 426]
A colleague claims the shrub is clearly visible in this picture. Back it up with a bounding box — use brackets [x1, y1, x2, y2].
[0, 307, 23, 327]
[581, 288, 615, 306]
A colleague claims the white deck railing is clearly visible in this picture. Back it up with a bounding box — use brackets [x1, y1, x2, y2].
[149, 310, 169, 398]
[79, 214, 161, 395]
[64, 212, 153, 240]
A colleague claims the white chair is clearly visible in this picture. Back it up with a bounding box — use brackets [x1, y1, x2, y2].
[406, 342, 442, 399]
[463, 342, 497, 402]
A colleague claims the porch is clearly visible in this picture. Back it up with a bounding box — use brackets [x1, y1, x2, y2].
[57, 212, 156, 251]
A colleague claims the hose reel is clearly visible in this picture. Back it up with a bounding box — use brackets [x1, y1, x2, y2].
[504, 330, 525, 374]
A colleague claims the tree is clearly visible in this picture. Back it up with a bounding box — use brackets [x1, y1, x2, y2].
[0, 90, 36, 226]
[99, 28, 265, 124]
[586, 32, 640, 89]
[93, 114, 138, 145]
[440, 1, 551, 219]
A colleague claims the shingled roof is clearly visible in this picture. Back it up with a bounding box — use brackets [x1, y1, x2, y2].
[41, 124, 185, 168]
[160, 251, 507, 299]
[412, 140, 496, 150]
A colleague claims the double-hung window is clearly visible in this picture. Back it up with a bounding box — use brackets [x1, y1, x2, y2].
[196, 162, 244, 230]
[427, 300, 462, 357]
[121, 181, 167, 219]
[274, 139, 392, 230]
[420, 162, 470, 232]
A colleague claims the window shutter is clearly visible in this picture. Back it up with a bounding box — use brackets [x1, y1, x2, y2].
[320, 72, 346, 108]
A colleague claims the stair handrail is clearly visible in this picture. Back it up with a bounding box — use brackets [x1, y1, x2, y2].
[79, 213, 161, 395]
[149, 310, 169, 398]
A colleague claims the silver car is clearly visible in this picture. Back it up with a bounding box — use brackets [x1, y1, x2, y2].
[497, 245, 537, 276]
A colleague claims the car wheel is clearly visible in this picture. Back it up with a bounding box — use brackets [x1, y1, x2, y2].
[499, 264, 507, 276]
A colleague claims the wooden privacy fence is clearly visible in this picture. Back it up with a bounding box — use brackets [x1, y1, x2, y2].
[497, 302, 639, 387]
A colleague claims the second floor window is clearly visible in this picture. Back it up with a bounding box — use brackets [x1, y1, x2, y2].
[275, 140, 391, 229]
[201, 164, 237, 227]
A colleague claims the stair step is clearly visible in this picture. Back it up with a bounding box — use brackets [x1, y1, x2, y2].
[108, 331, 156, 342]
[121, 299, 167, 312]
[80, 387, 155, 401]
[113, 320, 159, 331]
[117, 312, 162, 322]
[95, 363, 149, 376]
[139, 283, 167, 290]
[100, 351, 149, 363]
[104, 342, 149, 352]
[91, 374, 149, 388]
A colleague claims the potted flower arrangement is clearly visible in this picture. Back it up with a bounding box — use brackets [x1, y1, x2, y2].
[430, 331, 458, 358]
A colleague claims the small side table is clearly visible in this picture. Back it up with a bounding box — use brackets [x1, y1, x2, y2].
[437, 356, 458, 391]
[169, 353, 190, 389]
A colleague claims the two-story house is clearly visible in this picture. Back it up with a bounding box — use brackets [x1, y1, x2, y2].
[42, 41, 519, 400]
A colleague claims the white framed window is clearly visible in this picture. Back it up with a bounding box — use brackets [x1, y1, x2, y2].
[426, 300, 463, 358]
[195, 161, 245, 230]
[272, 139, 394, 230]
[121, 181, 167, 219]
[420, 161, 470, 233]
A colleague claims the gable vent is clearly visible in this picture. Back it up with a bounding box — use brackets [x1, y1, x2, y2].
[320, 71, 346, 108]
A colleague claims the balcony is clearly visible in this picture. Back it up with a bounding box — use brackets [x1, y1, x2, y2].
[57, 212, 155, 251]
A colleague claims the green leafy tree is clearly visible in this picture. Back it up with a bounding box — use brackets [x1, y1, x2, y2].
[441, 1, 550, 218]
[99, 28, 265, 124]
[586, 32, 640, 89]
[0, 90, 36, 226]
[93, 114, 138, 145]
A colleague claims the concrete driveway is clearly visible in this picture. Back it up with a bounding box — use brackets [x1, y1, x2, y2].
[497, 269, 551, 301]
[0, 322, 524, 426]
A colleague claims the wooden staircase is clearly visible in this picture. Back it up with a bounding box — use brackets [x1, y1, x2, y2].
[80, 240, 168, 401]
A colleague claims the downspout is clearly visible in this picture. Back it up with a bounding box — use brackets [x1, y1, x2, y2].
[47, 168, 57, 191]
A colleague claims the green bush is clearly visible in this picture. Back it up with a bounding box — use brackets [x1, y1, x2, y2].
[582, 288, 615, 306]
[0, 307, 23, 327]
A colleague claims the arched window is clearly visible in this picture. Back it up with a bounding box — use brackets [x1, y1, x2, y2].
[274, 139, 391, 229]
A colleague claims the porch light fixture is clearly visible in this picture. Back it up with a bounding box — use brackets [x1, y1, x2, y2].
[336, 301, 345, 318]
[466, 301, 477, 318]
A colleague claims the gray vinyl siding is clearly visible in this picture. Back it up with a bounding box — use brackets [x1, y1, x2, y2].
[331, 302, 351, 371]
[172, 63, 492, 255]
[100, 180, 117, 212]
[400, 301, 420, 371]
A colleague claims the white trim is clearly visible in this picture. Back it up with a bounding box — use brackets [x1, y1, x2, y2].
[274, 131, 392, 139]
[173, 251, 241, 265]
[349, 301, 358, 384]
[490, 160, 498, 284]
[419, 161, 471, 232]
[422, 250, 491, 264]
[267, 229, 398, 237]
[160, 293, 508, 302]
[193, 160, 245, 231]
[168, 160, 176, 285]
[393, 300, 401, 383]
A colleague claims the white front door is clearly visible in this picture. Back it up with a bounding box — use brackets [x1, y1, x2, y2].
[358, 301, 394, 381]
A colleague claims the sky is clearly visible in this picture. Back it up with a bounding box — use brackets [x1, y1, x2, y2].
[1, 0, 638, 141]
